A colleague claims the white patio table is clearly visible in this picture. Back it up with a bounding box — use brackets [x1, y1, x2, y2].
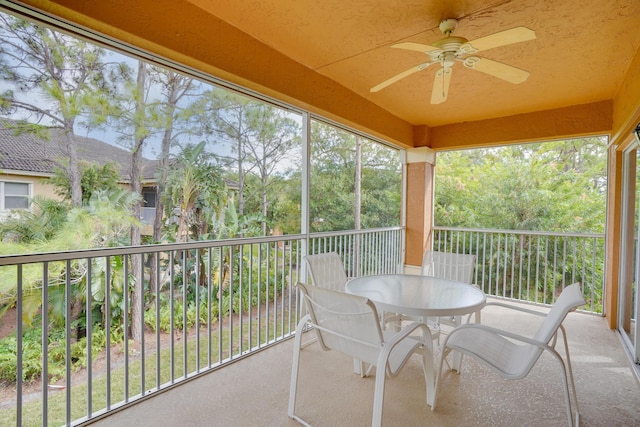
[346, 274, 486, 371]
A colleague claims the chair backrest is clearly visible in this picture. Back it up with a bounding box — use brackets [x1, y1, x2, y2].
[303, 252, 349, 291]
[421, 251, 476, 284]
[297, 282, 384, 366]
[533, 283, 586, 344]
[510, 283, 586, 378]
[445, 282, 586, 381]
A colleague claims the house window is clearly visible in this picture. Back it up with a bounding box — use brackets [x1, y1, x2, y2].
[140, 188, 157, 224]
[142, 189, 157, 208]
[1, 181, 30, 209]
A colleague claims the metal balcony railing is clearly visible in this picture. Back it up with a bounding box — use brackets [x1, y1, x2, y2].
[0, 226, 604, 426]
[433, 227, 605, 314]
[0, 227, 403, 426]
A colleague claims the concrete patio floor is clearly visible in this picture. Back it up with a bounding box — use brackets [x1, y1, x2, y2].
[87, 299, 640, 426]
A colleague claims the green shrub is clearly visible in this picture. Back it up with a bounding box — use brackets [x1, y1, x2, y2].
[0, 324, 121, 383]
[145, 299, 199, 333]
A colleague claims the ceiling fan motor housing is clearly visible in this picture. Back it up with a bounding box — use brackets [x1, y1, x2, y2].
[429, 36, 474, 67]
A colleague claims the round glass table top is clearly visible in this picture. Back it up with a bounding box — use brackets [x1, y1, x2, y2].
[346, 274, 486, 317]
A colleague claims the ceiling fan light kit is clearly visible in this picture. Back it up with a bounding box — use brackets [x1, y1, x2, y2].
[371, 18, 536, 104]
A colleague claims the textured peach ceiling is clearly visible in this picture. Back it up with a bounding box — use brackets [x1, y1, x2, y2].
[187, 0, 640, 127]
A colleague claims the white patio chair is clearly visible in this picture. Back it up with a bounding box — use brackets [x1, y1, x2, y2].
[434, 282, 586, 427]
[421, 250, 477, 337]
[303, 251, 396, 374]
[303, 252, 349, 291]
[300, 252, 349, 349]
[288, 283, 435, 427]
[421, 250, 476, 284]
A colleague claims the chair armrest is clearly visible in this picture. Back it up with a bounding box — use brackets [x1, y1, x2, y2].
[445, 323, 549, 350]
[385, 321, 432, 346]
[381, 321, 432, 376]
[382, 321, 433, 355]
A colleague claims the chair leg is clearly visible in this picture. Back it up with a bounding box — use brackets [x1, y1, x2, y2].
[421, 346, 436, 408]
[432, 345, 451, 411]
[546, 330, 577, 427]
[371, 364, 387, 427]
[288, 315, 309, 421]
[559, 326, 580, 426]
[354, 358, 370, 377]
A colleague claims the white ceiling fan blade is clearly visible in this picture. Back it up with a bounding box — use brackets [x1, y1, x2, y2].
[471, 57, 530, 84]
[431, 67, 452, 104]
[391, 42, 439, 53]
[370, 63, 432, 92]
[467, 27, 536, 52]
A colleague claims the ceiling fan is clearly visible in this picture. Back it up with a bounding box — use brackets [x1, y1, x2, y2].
[370, 19, 536, 104]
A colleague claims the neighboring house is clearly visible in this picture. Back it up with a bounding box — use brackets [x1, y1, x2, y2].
[0, 119, 240, 235]
[0, 119, 159, 229]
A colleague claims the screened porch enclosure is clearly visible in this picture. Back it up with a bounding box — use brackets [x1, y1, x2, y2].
[0, 0, 639, 425]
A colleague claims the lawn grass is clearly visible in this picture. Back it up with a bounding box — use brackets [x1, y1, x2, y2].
[0, 313, 295, 426]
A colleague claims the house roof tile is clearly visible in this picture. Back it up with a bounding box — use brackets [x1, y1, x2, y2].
[0, 119, 158, 181]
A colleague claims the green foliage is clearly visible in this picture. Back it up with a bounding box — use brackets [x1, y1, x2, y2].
[434, 138, 607, 232]
[434, 139, 608, 309]
[306, 120, 401, 232]
[360, 143, 401, 228]
[214, 199, 265, 240]
[0, 196, 68, 243]
[0, 324, 120, 383]
[0, 189, 140, 328]
[49, 161, 121, 204]
[162, 141, 228, 242]
[144, 299, 198, 333]
[268, 173, 302, 234]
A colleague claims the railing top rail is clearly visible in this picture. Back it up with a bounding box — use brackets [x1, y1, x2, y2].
[0, 233, 306, 266]
[308, 226, 403, 239]
[0, 226, 405, 266]
[433, 226, 604, 239]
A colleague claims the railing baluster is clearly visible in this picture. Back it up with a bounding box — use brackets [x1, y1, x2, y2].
[552, 236, 558, 302]
[544, 236, 550, 303]
[591, 237, 598, 312]
[272, 243, 278, 343]
[217, 246, 223, 363]
[169, 250, 175, 383]
[257, 244, 263, 349]
[526, 237, 539, 302]
[86, 259, 92, 418]
[155, 251, 161, 389]
[183, 249, 189, 377]
[140, 252, 146, 394]
[65, 259, 71, 426]
[42, 262, 49, 425]
[248, 244, 254, 351]
[207, 247, 213, 366]
[535, 235, 547, 302]
[562, 237, 568, 293]
[489, 233, 495, 295]
[265, 243, 271, 346]
[195, 248, 201, 373]
[502, 233, 507, 297]
[107, 258, 113, 408]
[16, 264, 23, 427]
[510, 235, 516, 298]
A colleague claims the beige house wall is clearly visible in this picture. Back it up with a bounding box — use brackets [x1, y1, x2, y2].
[0, 171, 62, 216]
[0, 172, 60, 200]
